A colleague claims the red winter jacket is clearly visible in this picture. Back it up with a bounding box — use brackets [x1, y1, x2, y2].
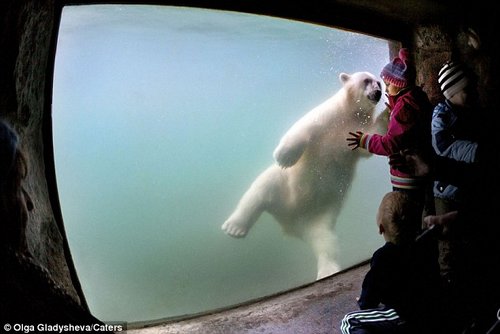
[360, 86, 433, 189]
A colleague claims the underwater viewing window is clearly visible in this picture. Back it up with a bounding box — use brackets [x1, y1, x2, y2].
[52, 4, 392, 323]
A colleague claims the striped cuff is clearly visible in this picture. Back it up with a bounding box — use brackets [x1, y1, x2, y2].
[359, 133, 370, 149]
[391, 175, 423, 190]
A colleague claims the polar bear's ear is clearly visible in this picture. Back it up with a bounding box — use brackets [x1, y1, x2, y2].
[339, 72, 350, 84]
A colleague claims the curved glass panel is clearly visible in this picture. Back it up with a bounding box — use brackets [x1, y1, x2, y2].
[53, 5, 391, 322]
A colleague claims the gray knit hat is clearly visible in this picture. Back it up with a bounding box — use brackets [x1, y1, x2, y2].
[438, 61, 469, 99]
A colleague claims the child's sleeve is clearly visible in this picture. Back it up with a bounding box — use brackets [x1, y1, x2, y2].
[431, 105, 478, 162]
[360, 106, 410, 157]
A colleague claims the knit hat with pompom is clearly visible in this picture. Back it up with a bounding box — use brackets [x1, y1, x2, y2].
[380, 48, 414, 88]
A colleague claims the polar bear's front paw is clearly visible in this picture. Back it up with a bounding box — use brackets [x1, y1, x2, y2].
[221, 218, 250, 238]
[273, 141, 306, 168]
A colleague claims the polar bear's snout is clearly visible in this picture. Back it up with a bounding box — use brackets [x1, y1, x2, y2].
[366, 88, 382, 104]
[365, 77, 382, 103]
[368, 89, 382, 103]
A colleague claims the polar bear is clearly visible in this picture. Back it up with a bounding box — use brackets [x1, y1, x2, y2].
[221, 71, 385, 279]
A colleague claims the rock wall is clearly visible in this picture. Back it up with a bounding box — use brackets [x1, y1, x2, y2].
[1, 0, 93, 324]
[414, 10, 499, 112]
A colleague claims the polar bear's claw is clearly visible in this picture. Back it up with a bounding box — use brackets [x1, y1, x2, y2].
[221, 219, 249, 238]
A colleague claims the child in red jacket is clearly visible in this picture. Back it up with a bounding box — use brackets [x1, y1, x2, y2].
[347, 48, 433, 233]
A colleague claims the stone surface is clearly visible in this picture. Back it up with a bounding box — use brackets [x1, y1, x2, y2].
[127, 264, 368, 334]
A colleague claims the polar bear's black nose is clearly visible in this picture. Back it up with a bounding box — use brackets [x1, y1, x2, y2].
[370, 90, 382, 102]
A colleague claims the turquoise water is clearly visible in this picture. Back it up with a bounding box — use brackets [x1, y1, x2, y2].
[52, 5, 391, 322]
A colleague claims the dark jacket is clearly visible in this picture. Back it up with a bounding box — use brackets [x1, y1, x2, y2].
[358, 239, 442, 323]
[431, 100, 480, 201]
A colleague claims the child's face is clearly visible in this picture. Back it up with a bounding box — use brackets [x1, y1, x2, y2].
[449, 85, 477, 108]
[384, 81, 401, 96]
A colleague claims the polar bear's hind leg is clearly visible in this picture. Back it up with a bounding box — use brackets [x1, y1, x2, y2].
[221, 199, 262, 238]
[222, 167, 280, 238]
[301, 211, 341, 280]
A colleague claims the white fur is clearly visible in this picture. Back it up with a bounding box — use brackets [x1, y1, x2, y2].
[221, 72, 385, 279]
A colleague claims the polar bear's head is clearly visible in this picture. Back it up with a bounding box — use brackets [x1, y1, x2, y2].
[340, 71, 382, 106]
